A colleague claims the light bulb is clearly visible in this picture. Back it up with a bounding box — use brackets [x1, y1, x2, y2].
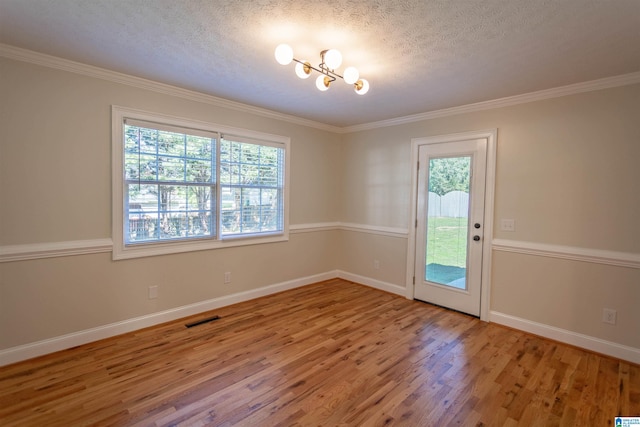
[355, 78, 369, 95]
[316, 75, 330, 91]
[323, 49, 342, 69]
[295, 61, 311, 79]
[275, 44, 293, 65]
[343, 66, 359, 84]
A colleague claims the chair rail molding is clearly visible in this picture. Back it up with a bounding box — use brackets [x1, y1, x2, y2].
[0, 239, 113, 263]
[0, 223, 408, 263]
[492, 239, 640, 269]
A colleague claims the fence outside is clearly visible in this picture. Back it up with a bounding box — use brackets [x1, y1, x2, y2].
[428, 191, 469, 218]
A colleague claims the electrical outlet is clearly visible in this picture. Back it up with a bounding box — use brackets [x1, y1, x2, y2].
[602, 308, 617, 325]
[148, 285, 158, 299]
[374, 260, 380, 269]
[500, 219, 515, 232]
[224, 272, 231, 284]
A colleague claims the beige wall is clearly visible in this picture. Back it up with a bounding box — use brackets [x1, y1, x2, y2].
[338, 230, 408, 285]
[341, 86, 640, 251]
[1, 55, 639, 358]
[0, 231, 340, 349]
[340, 84, 640, 349]
[0, 57, 341, 349]
[492, 251, 640, 348]
[0, 58, 341, 245]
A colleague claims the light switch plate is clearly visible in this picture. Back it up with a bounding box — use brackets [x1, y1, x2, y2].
[501, 219, 515, 232]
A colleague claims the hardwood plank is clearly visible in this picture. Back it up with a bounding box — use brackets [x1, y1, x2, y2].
[1, 279, 638, 426]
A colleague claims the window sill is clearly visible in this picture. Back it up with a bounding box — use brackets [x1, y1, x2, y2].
[112, 232, 288, 260]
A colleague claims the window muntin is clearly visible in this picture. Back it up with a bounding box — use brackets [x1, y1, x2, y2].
[124, 123, 217, 244]
[220, 137, 284, 237]
[112, 106, 289, 259]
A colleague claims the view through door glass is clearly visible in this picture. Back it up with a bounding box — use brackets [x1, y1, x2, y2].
[425, 156, 471, 289]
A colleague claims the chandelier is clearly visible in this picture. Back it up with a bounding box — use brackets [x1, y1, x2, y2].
[274, 44, 370, 95]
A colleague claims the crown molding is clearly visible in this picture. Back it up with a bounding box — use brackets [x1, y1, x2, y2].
[343, 72, 640, 133]
[0, 44, 342, 134]
[2, 44, 639, 134]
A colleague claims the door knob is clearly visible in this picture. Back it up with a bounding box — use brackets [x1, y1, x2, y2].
[474, 223, 481, 229]
[473, 235, 481, 241]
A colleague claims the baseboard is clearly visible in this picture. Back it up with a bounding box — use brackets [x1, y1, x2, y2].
[3, 274, 637, 366]
[0, 271, 338, 367]
[490, 311, 640, 364]
[337, 270, 407, 296]
[0, 270, 403, 367]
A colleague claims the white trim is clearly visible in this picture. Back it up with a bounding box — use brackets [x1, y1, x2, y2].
[405, 135, 420, 300]
[2, 44, 639, 134]
[111, 105, 291, 260]
[0, 223, 405, 263]
[0, 271, 338, 367]
[2, 269, 638, 366]
[481, 132, 497, 321]
[0, 239, 112, 263]
[337, 270, 406, 296]
[0, 44, 341, 134]
[343, 72, 640, 132]
[3, 233, 634, 268]
[112, 235, 291, 260]
[290, 222, 341, 234]
[406, 130, 497, 321]
[339, 223, 408, 238]
[492, 239, 640, 269]
[490, 311, 640, 365]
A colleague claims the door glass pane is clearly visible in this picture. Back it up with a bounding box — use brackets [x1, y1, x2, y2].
[425, 156, 471, 289]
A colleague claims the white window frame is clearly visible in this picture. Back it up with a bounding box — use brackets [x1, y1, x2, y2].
[112, 106, 289, 260]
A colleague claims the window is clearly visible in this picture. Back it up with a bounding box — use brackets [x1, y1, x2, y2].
[112, 106, 289, 259]
[219, 136, 285, 236]
[124, 120, 217, 244]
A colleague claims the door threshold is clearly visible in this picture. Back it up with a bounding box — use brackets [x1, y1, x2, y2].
[414, 298, 479, 319]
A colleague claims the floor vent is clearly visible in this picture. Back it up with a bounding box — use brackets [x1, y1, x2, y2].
[185, 315, 220, 328]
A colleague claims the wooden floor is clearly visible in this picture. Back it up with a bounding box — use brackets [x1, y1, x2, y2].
[1, 279, 638, 426]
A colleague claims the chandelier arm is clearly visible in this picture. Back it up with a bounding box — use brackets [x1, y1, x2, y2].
[318, 63, 343, 80]
[291, 58, 343, 81]
[292, 58, 322, 75]
[327, 70, 342, 81]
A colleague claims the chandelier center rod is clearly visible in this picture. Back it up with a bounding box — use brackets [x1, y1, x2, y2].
[292, 58, 342, 80]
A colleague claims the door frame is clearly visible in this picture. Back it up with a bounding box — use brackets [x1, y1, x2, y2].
[405, 129, 497, 321]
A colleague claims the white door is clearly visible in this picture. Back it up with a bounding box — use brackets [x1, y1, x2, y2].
[414, 138, 487, 316]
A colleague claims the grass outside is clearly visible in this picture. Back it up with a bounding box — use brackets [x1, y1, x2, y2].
[425, 216, 468, 284]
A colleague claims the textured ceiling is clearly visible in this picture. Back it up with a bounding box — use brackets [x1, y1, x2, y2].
[1, 0, 639, 127]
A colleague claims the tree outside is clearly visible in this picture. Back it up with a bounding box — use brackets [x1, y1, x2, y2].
[124, 125, 283, 242]
[125, 125, 214, 241]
